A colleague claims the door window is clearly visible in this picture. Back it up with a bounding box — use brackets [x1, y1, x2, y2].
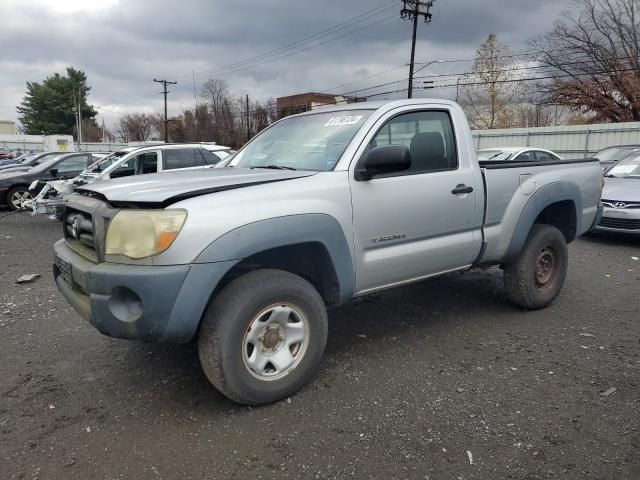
[140, 152, 158, 173]
[56, 155, 89, 173]
[534, 151, 556, 161]
[110, 157, 137, 178]
[514, 151, 534, 161]
[201, 149, 224, 165]
[163, 148, 202, 170]
[370, 111, 458, 174]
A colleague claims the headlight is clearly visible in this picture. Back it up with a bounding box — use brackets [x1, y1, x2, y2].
[105, 209, 187, 259]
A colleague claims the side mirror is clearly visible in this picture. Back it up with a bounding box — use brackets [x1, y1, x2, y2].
[49, 168, 58, 177]
[355, 145, 411, 180]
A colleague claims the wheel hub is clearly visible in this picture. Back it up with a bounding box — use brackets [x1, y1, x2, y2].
[535, 246, 556, 287]
[260, 324, 284, 350]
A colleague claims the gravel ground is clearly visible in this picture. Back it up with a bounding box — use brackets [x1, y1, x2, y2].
[0, 212, 638, 480]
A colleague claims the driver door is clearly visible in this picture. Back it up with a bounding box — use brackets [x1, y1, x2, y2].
[349, 107, 482, 294]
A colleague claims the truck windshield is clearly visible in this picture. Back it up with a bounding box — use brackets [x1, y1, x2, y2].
[605, 155, 640, 178]
[86, 150, 130, 173]
[228, 110, 373, 171]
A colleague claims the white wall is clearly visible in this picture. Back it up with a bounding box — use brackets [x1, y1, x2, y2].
[0, 134, 75, 153]
[472, 122, 640, 158]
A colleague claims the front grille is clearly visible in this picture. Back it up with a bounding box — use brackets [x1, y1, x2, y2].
[598, 217, 640, 230]
[64, 208, 98, 259]
[601, 199, 640, 209]
[55, 256, 73, 286]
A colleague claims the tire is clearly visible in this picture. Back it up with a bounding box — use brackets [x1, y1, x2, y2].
[198, 269, 328, 405]
[7, 186, 33, 211]
[503, 224, 568, 309]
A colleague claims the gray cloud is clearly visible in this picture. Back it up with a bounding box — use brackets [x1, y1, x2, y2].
[0, 0, 574, 128]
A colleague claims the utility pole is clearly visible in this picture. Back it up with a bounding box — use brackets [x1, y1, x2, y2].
[192, 70, 198, 141]
[77, 88, 82, 149]
[245, 94, 250, 142]
[400, 1, 435, 99]
[154, 78, 177, 143]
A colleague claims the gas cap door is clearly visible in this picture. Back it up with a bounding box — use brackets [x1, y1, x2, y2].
[519, 174, 536, 195]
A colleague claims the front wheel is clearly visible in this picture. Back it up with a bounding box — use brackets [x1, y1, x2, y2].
[503, 224, 568, 309]
[198, 269, 328, 405]
[7, 186, 33, 211]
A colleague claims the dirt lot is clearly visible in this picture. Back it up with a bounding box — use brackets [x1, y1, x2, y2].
[0, 212, 638, 480]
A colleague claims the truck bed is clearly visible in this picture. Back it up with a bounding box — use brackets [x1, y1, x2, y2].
[478, 158, 602, 265]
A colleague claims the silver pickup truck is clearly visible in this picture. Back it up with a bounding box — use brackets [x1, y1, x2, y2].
[53, 99, 603, 405]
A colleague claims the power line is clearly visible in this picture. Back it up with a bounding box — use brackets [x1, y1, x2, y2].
[186, 3, 397, 81]
[93, 2, 397, 109]
[192, 14, 398, 81]
[429, 66, 640, 90]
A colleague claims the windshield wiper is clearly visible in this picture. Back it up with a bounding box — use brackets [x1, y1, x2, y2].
[252, 165, 297, 171]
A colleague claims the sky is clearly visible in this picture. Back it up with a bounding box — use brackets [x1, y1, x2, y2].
[0, 0, 576, 129]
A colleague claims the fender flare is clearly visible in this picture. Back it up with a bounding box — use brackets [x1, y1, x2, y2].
[503, 182, 582, 262]
[195, 214, 356, 303]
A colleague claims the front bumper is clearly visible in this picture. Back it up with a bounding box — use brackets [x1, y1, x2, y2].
[594, 205, 640, 235]
[53, 239, 235, 343]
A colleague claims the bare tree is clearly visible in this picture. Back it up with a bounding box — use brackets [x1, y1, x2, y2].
[461, 34, 524, 129]
[115, 113, 155, 142]
[530, 0, 640, 122]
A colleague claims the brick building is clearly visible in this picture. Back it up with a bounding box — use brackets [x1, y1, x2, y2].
[276, 92, 365, 119]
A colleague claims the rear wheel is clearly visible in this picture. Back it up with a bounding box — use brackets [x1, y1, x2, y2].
[7, 186, 32, 211]
[198, 269, 328, 405]
[503, 224, 568, 309]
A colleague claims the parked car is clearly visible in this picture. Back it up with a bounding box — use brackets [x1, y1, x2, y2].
[0, 149, 13, 160]
[53, 99, 602, 405]
[594, 153, 640, 234]
[29, 143, 233, 216]
[0, 152, 104, 210]
[477, 147, 562, 162]
[0, 151, 62, 172]
[0, 151, 30, 165]
[591, 145, 640, 171]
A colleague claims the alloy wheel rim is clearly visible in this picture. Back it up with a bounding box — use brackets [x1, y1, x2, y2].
[242, 303, 309, 381]
[11, 190, 32, 209]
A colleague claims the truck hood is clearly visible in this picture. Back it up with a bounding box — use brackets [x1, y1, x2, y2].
[76, 168, 317, 207]
[602, 176, 640, 202]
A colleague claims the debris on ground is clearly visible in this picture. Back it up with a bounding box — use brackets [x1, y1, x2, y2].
[16, 274, 41, 284]
[356, 334, 367, 339]
[579, 333, 596, 337]
[467, 450, 474, 465]
[601, 387, 617, 396]
[631, 256, 639, 261]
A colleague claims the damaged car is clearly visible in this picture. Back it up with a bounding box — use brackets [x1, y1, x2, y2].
[0, 152, 104, 211]
[29, 143, 232, 218]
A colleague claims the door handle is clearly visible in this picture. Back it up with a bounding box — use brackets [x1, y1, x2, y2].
[451, 184, 473, 195]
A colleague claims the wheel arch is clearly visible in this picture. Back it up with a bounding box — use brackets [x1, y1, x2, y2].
[196, 214, 355, 306]
[503, 182, 581, 263]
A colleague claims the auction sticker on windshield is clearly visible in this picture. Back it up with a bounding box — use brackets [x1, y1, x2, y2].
[324, 115, 363, 127]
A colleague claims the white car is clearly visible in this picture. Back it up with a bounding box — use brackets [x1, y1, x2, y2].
[477, 147, 562, 162]
[30, 143, 232, 218]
